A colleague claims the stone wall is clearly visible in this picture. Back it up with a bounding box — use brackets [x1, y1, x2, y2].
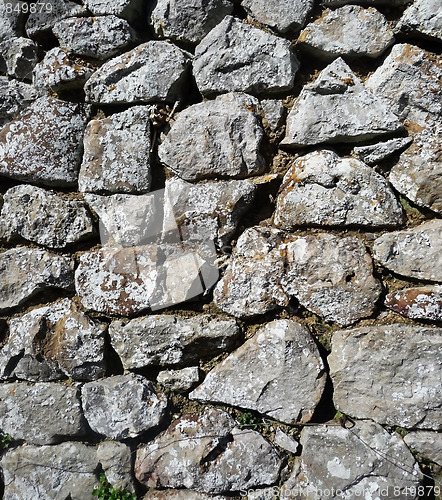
[0, 0, 441, 498]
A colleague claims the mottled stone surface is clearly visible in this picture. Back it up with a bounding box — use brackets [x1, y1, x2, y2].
[273, 149, 403, 228]
[53, 16, 137, 60]
[159, 93, 265, 181]
[135, 407, 283, 493]
[84, 0, 144, 24]
[385, 286, 442, 321]
[0, 1, 26, 41]
[323, 0, 410, 3]
[157, 366, 200, 392]
[0, 96, 88, 186]
[353, 136, 413, 165]
[282, 58, 403, 147]
[144, 492, 229, 500]
[0, 382, 87, 444]
[84, 41, 191, 104]
[404, 431, 442, 465]
[194, 16, 299, 96]
[82, 374, 167, 440]
[397, 0, 442, 42]
[299, 5, 394, 59]
[109, 314, 240, 368]
[190, 320, 326, 424]
[0, 77, 37, 127]
[0, 184, 94, 248]
[0, 36, 41, 79]
[0, 247, 73, 312]
[274, 428, 299, 454]
[329, 324, 442, 429]
[261, 99, 285, 132]
[97, 441, 136, 493]
[373, 220, 442, 282]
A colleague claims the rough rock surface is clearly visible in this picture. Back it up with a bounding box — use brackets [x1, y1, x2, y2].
[84, 41, 192, 104]
[397, 0, 442, 42]
[322, 0, 410, 3]
[261, 99, 285, 132]
[0, 247, 73, 312]
[373, 220, 442, 282]
[109, 314, 240, 368]
[286, 421, 422, 498]
[273, 149, 403, 228]
[329, 324, 442, 429]
[0, 77, 37, 126]
[0, 36, 41, 79]
[353, 136, 413, 166]
[190, 319, 326, 424]
[53, 16, 138, 60]
[97, 441, 136, 493]
[157, 366, 200, 392]
[282, 58, 403, 147]
[79, 106, 152, 194]
[0, 382, 87, 444]
[298, 5, 394, 59]
[135, 407, 283, 493]
[385, 286, 442, 321]
[404, 431, 442, 465]
[0, 96, 88, 186]
[0, 184, 94, 248]
[159, 93, 265, 181]
[82, 374, 167, 440]
[0, 299, 106, 381]
[0, 1, 26, 41]
[193, 16, 299, 96]
[274, 428, 299, 454]
[84, 0, 144, 24]
[151, 0, 233, 44]
[143, 491, 229, 500]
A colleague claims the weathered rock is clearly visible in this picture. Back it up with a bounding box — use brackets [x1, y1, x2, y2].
[135, 407, 283, 493]
[273, 150, 404, 228]
[82, 374, 167, 440]
[281, 58, 403, 148]
[109, 314, 240, 369]
[1, 442, 100, 500]
[285, 421, 422, 498]
[0, 184, 95, 248]
[323, 0, 410, 3]
[385, 286, 442, 321]
[397, 0, 442, 42]
[32, 47, 94, 93]
[151, 0, 233, 44]
[261, 99, 285, 133]
[299, 5, 394, 59]
[404, 431, 442, 465]
[53, 16, 138, 60]
[190, 320, 326, 424]
[274, 428, 299, 454]
[194, 16, 299, 97]
[0, 1, 27, 41]
[84, 0, 144, 24]
[97, 441, 136, 493]
[243, 0, 313, 35]
[0, 299, 106, 381]
[84, 41, 191, 104]
[247, 488, 276, 500]
[0, 77, 37, 127]
[79, 106, 152, 194]
[0, 96, 88, 186]
[0, 247, 74, 312]
[144, 492, 229, 500]
[0, 36, 42, 79]
[329, 324, 442, 429]
[157, 366, 200, 392]
[0, 382, 87, 444]
[373, 220, 442, 282]
[353, 136, 413, 165]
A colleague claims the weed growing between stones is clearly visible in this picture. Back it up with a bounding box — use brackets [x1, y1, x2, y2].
[92, 473, 136, 500]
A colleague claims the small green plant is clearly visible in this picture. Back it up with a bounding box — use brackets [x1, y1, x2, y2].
[0, 433, 11, 451]
[395, 426, 408, 438]
[237, 411, 262, 430]
[92, 473, 136, 500]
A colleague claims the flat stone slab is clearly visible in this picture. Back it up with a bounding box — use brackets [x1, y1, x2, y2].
[157, 366, 200, 392]
[329, 324, 442, 429]
[353, 136, 413, 166]
[385, 286, 442, 321]
[84, 0, 144, 24]
[404, 431, 442, 465]
[193, 16, 299, 97]
[190, 319, 326, 424]
[397, 0, 442, 43]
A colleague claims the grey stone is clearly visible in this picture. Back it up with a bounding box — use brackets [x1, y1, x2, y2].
[190, 320, 325, 425]
[1, 442, 100, 500]
[32, 47, 94, 93]
[97, 441, 136, 493]
[243, 0, 313, 35]
[385, 286, 442, 321]
[84, 41, 191, 104]
[329, 324, 442, 429]
[273, 149, 404, 228]
[158, 93, 265, 181]
[373, 219, 442, 282]
[0, 382, 87, 444]
[151, 0, 233, 44]
[79, 106, 152, 194]
[157, 366, 200, 392]
[0, 77, 37, 127]
[0, 36, 41, 80]
[0, 96, 88, 186]
[0, 299, 106, 381]
[322, 0, 411, 4]
[274, 428, 299, 454]
[261, 99, 285, 133]
[298, 5, 394, 59]
[0, 247, 74, 312]
[109, 314, 240, 369]
[82, 373, 167, 440]
[404, 431, 442, 465]
[144, 491, 229, 500]
[282, 58, 403, 148]
[247, 488, 277, 500]
[353, 136, 413, 165]
[53, 15, 138, 60]
[397, 0, 442, 42]
[194, 16, 299, 97]
[0, 184, 95, 248]
[0, 1, 27, 41]
[285, 421, 422, 498]
[84, 0, 144, 24]
[135, 407, 283, 493]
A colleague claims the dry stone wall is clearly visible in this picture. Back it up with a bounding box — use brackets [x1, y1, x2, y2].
[0, 0, 441, 499]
